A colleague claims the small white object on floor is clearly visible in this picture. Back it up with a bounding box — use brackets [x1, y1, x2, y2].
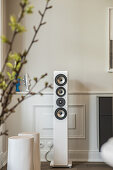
[101, 137, 113, 167]
[18, 132, 40, 170]
[7, 136, 34, 170]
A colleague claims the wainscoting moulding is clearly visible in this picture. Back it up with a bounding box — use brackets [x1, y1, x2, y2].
[15, 91, 113, 95]
[32, 104, 86, 139]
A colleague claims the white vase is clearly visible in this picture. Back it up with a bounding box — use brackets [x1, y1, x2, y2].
[7, 136, 34, 170]
[18, 132, 40, 170]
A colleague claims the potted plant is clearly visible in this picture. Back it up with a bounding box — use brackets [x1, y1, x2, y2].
[0, 0, 52, 168]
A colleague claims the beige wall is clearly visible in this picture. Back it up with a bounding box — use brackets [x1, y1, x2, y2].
[5, 0, 113, 92]
[4, 0, 113, 162]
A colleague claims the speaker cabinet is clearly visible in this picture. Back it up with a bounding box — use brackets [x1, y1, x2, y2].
[50, 71, 71, 167]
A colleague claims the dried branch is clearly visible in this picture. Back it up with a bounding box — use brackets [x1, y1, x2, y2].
[2, 83, 52, 123]
[0, 0, 53, 136]
[0, 130, 8, 136]
[1, 0, 52, 113]
[23, 0, 51, 58]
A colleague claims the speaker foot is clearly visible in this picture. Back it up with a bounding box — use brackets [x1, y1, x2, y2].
[50, 161, 72, 168]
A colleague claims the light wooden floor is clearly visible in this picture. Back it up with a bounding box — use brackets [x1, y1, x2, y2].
[1, 162, 113, 170]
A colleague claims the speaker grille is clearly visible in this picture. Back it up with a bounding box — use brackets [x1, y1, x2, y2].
[55, 108, 67, 120]
[56, 98, 65, 107]
[56, 87, 66, 97]
[55, 74, 67, 86]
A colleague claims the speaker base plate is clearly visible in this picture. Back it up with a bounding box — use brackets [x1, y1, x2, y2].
[50, 161, 72, 168]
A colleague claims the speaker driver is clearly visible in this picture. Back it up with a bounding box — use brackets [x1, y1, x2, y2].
[55, 108, 67, 120]
[56, 87, 66, 97]
[56, 98, 65, 107]
[55, 74, 67, 86]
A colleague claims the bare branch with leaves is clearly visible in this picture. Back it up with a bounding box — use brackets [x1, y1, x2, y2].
[0, 0, 52, 136]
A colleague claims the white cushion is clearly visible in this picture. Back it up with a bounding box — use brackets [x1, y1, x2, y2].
[101, 137, 113, 167]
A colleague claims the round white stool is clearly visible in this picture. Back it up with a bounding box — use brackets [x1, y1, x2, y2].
[7, 136, 34, 170]
[18, 132, 40, 170]
[101, 137, 113, 167]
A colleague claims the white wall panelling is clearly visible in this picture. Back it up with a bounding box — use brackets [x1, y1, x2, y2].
[33, 104, 86, 139]
[68, 104, 86, 139]
[33, 105, 53, 139]
[6, 92, 112, 162]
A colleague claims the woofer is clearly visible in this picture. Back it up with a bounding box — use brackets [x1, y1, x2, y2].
[56, 98, 65, 107]
[55, 74, 67, 86]
[56, 87, 66, 97]
[55, 108, 67, 120]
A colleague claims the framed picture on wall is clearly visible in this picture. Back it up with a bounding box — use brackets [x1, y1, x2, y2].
[108, 7, 113, 72]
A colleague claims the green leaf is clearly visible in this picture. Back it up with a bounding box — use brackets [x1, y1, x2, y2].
[26, 6, 34, 14]
[7, 71, 16, 81]
[16, 23, 26, 33]
[10, 16, 16, 24]
[9, 22, 26, 33]
[21, 0, 29, 5]
[12, 71, 16, 78]
[6, 62, 13, 69]
[7, 72, 12, 80]
[34, 77, 38, 83]
[16, 62, 21, 71]
[0, 80, 7, 90]
[2, 81, 5, 86]
[8, 53, 21, 62]
[9, 16, 17, 31]
[9, 15, 26, 33]
[9, 23, 16, 31]
[0, 35, 10, 44]
[17, 76, 22, 80]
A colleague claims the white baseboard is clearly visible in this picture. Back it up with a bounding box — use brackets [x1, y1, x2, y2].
[0, 150, 102, 167]
[40, 150, 103, 162]
[69, 150, 103, 162]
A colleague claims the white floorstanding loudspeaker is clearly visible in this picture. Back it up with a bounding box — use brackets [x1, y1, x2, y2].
[50, 71, 72, 168]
